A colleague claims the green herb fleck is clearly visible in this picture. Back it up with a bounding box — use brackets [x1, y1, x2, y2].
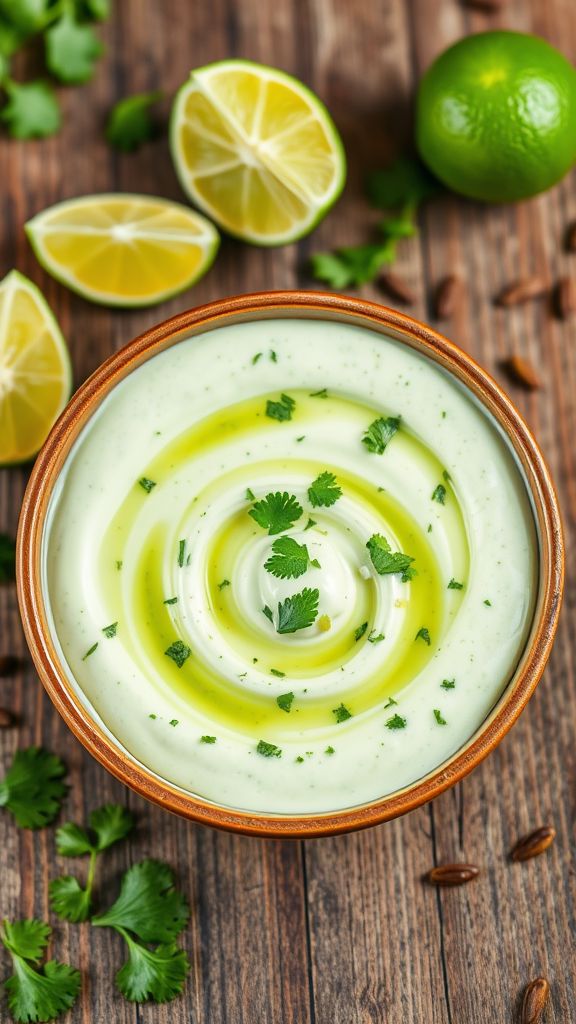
[106, 91, 162, 151]
[415, 627, 431, 646]
[149, 714, 157, 720]
[256, 740, 282, 758]
[427, 524, 432, 534]
[309, 388, 328, 398]
[266, 393, 295, 422]
[441, 679, 455, 690]
[385, 713, 406, 730]
[262, 605, 274, 623]
[265, 536, 319, 579]
[218, 579, 230, 590]
[308, 470, 342, 508]
[366, 534, 416, 581]
[368, 631, 385, 644]
[115, 560, 123, 571]
[484, 599, 492, 607]
[164, 641, 191, 669]
[384, 696, 398, 709]
[82, 642, 98, 661]
[245, 487, 255, 500]
[201, 735, 216, 744]
[277, 588, 319, 634]
[269, 350, 277, 362]
[251, 352, 262, 365]
[163, 597, 178, 605]
[102, 622, 117, 639]
[177, 539, 187, 567]
[433, 709, 447, 725]
[276, 692, 294, 713]
[325, 746, 335, 755]
[304, 518, 317, 530]
[431, 484, 447, 504]
[169, 719, 179, 728]
[138, 477, 156, 493]
[354, 621, 368, 642]
[270, 668, 285, 678]
[448, 578, 464, 590]
[362, 416, 400, 454]
[249, 491, 303, 535]
[332, 703, 352, 724]
[295, 755, 305, 763]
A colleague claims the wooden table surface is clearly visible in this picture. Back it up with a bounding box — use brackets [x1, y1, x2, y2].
[1, 1, 575, 1021]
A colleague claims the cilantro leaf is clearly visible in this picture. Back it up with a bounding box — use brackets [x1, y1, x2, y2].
[0, 747, 67, 828]
[441, 679, 455, 690]
[0, 532, 16, 582]
[92, 860, 189, 944]
[448, 578, 464, 590]
[45, 13, 103, 84]
[308, 471, 342, 508]
[106, 91, 162, 152]
[264, 536, 318, 580]
[434, 708, 447, 725]
[138, 477, 156, 493]
[415, 627, 431, 645]
[55, 822, 93, 857]
[366, 534, 416, 582]
[1, 80, 60, 139]
[276, 587, 319, 634]
[332, 703, 352, 723]
[164, 640, 191, 668]
[385, 713, 407, 730]
[249, 492, 303, 535]
[366, 155, 440, 210]
[89, 803, 134, 850]
[76, 0, 110, 18]
[266, 393, 295, 421]
[276, 692, 294, 713]
[115, 936, 189, 1003]
[102, 621, 117, 638]
[354, 621, 368, 642]
[256, 740, 282, 758]
[0, 0, 47, 34]
[1, 920, 81, 1023]
[310, 240, 395, 289]
[49, 875, 92, 924]
[362, 416, 400, 454]
[432, 483, 447, 504]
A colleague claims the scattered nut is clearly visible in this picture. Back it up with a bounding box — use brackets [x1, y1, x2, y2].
[520, 977, 550, 1024]
[425, 863, 480, 886]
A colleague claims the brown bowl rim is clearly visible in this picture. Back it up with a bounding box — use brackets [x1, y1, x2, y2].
[17, 290, 564, 838]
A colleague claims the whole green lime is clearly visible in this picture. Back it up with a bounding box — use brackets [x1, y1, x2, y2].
[416, 31, 576, 202]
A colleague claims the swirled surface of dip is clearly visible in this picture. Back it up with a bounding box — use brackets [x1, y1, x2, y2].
[43, 318, 537, 813]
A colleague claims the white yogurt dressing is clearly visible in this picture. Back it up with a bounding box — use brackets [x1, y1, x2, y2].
[42, 318, 537, 814]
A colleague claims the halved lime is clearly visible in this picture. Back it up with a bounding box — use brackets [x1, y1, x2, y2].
[0, 270, 71, 465]
[170, 60, 346, 246]
[25, 194, 220, 307]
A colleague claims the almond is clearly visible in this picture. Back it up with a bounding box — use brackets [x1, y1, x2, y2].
[425, 863, 480, 886]
[521, 977, 550, 1024]
[511, 825, 556, 862]
[496, 277, 548, 306]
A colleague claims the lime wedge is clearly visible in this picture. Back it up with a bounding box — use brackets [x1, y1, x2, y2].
[170, 60, 346, 246]
[0, 270, 71, 465]
[25, 194, 220, 307]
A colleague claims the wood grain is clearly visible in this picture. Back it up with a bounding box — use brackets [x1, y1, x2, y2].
[1, 0, 575, 1021]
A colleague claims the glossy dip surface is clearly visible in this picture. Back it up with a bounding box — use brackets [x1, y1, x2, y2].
[42, 318, 537, 813]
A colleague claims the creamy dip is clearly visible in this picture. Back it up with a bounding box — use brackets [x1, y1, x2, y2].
[43, 317, 537, 814]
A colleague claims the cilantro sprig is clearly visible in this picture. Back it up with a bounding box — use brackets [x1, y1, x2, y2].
[308, 471, 342, 508]
[310, 155, 439, 287]
[92, 860, 190, 1003]
[249, 492, 303, 535]
[106, 91, 162, 151]
[0, 748, 67, 829]
[264, 536, 319, 580]
[266, 393, 295, 422]
[276, 587, 319, 634]
[1, 919, 81, 1023]
[362, 416, 400, 454]
[366, 534, 416, 582]
[49, 804, 134, 923]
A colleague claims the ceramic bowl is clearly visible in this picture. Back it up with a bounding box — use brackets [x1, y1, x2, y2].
[17, 292, 564, 837]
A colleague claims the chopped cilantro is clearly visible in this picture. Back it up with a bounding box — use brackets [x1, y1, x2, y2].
[384, 696, 398, 709]
[82, 642, 98, 661]
[441, 679, 455, 690]
[168, 719, 178, 728]
[484, 599, 492, 607]
[265, 536, 319, 579]
[295, 755, 305, 763]
[218, 579, 230, 590]
[296, 435, 305, 442]
[266, 393, 295, 421]
[270, 668, 285, 678]
[308, 470, 342, 508]
[277, 588, 319, 634]
[163, 597, 178, 605]
[201, 735, 216, 744]
[354, 621, 368, 642]
[269, 350, 277, 362]
[362, 416, 400, 454]
[332, 703, 352, 723]
[102, 622, 117, 638]
[106, 91, 161, 151]
[431, 484, 447, 504]
[249, 491, 303, 535]
[245, 487, 255, 500]
[256, 740, 282, 758]
[366, 533, 416, 581]
[433, 709, 447, 725]
[164, 641, 191, 668]
[149, 714, 157, 719]
[262, 605, 274, 623]
[325, 745, 335, 755]
[251, 352, 262, 365]
[385, 713, 407, 730]
[304, 518, 317, 530]
[415, 627, 431, 645]
[115, 560, 123, 571]
[427, 524, 432, 533]
[309, 388, 328, 398]
[138, 477, 156, 493]
[177, 539, 187, 567]
[368, 631, 385, 643]
[276, 692, 295, 713]
[448, 578, 464, 590]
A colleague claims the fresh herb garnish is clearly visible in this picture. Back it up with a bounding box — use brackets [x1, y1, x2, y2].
[368, 631, 385, 643]
[217, 579, 230, 590]
[82, 642, 98, 660]
[256, 740, 282, 758]
[332, 703, 352, 723]
[362, 416, 400, 454]
[304, 518, 316, 530]
[0, 748, 67, 829]
[384, 696, 398, 709]
[102, 621, 118, 638]
[92, 860, 190, 1003]
[354, 621, 368, 642]
[1, 81, 61, 140]
[45, 12, 103, 84]
[484, 599, 492, 607]
[249, 491, 303, 535]
[200, 735, 216, 744]
[50, 805, 134, 923]
[0, 533, 16, 583]
[295, 755, 305, 763]
[265, 536, 319, 579]
[262, 605, 274, 624]
[270, 668, 285, 678]
[415, 627, 431, 645]
[169, 719, 179, 727]
[309, 388, 328, 398]
[308, 470, 342, 507]
[441, 679, 456, 690]
[116, 560, 123, 570]
[138, 477, 156, 493]
[276, 588, 319, 634]
[448, 578, 464, 590]
[385, 713, 407, 730]
[366, 533, 416, 581]
[251, 352, 262, 365]
[245, 487, 255, 500]
[433, 709, 447, 725]
[325, 746, 335, 755]
[106, 91, 162, 151]
[164, 641, 191, 668]
[431, 484, 447, 504]
[266, 393, 295, 422]
[269, 350, 277, 362]
[177, 539, 187, 567]
[276, 692, 295, 713]
[0, 919, 81, 1023]
[163, 597, 178, 605]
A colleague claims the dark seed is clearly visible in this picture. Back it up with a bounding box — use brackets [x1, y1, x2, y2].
[378, 271, 416, 305]
[0, 655, 20, 677]
[511, 825, 556, 862]
[0, 708, 15, 728]
[501, 355, 541, 391]
[521, 977, 550, 1024]
[426, 863, 480, 886]
[496, 277, 549, 306]
[434, 275, 463, 319]
[554, 277, 576, 319]
[565, 221, 576, 252]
